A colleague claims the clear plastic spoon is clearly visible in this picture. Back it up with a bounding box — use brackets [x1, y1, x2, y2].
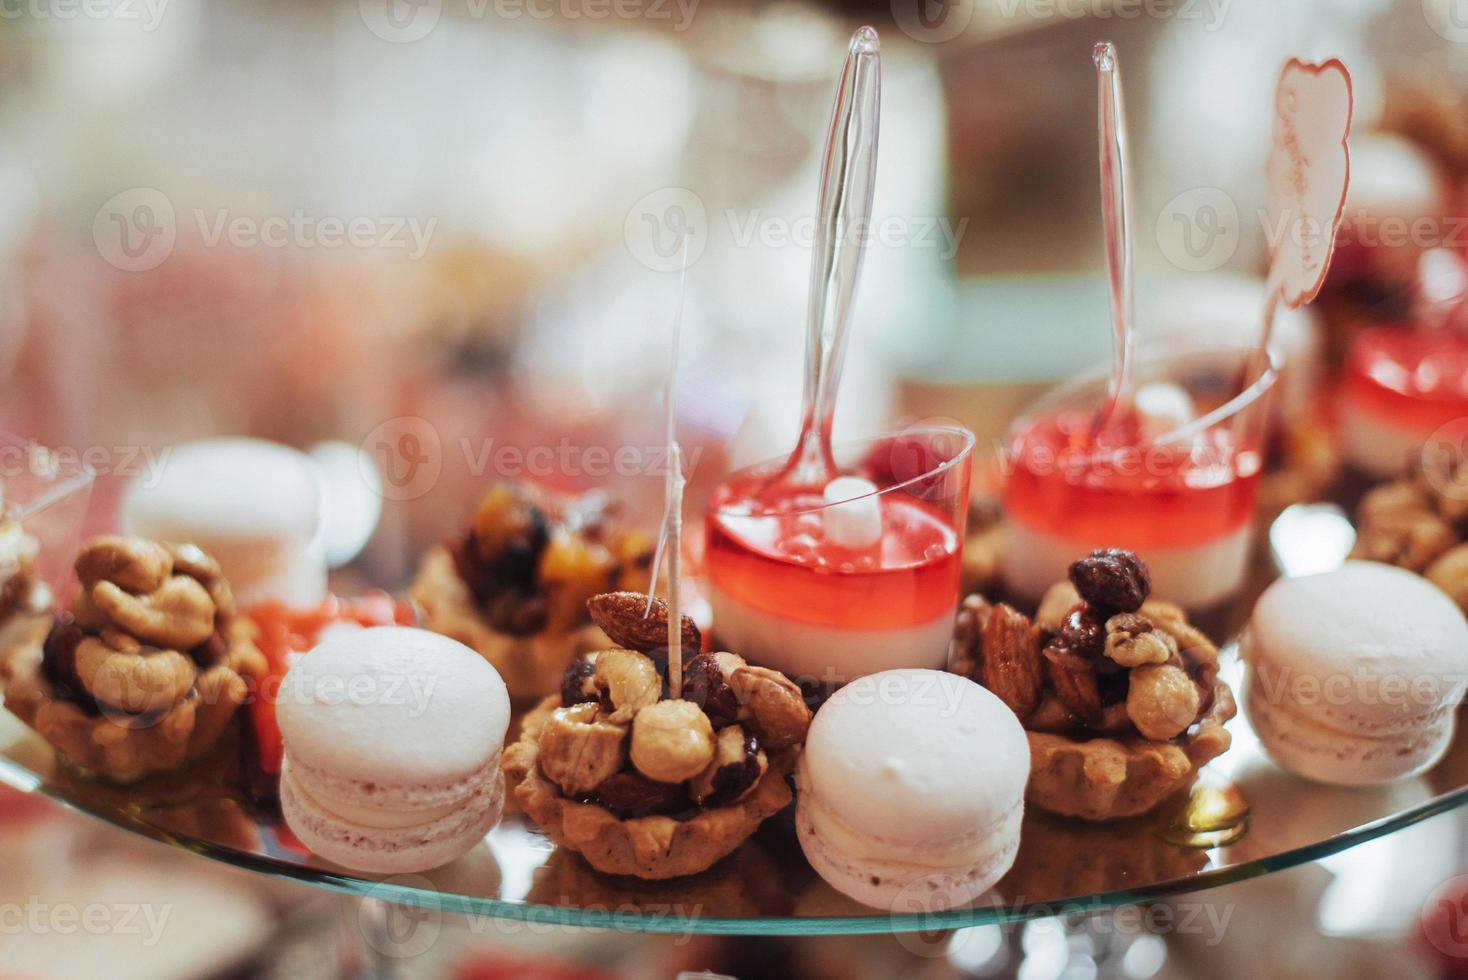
[764, 26, 882, 494]
[1092, 41, 1137, 437]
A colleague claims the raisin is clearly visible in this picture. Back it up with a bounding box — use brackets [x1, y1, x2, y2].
[1068, 548, 1151, 614]
[592, 771, 690, 819]
[560, 658, 598, 707]
[1052, 604, 1106, 661]
[682, 653, 739, 728]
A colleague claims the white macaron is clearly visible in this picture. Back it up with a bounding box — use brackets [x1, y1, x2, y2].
[1245, 561, 1468, 786]
[795, 669, 1028, 911]
[123, 437, 327, 607]
[278, 627, 511, 874]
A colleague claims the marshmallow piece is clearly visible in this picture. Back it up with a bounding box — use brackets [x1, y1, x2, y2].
[1134, 382, 1195, 442]
[822, 476, 883, 550]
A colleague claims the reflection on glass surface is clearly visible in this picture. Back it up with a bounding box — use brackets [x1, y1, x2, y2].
[5, 648, 1468, 935]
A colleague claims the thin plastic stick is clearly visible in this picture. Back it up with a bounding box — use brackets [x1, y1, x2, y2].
[1093, 41, 1137, 435]
[647, 236, 690, 696]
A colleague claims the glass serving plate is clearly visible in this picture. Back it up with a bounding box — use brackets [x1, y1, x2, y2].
[3, 652, 1468, 937]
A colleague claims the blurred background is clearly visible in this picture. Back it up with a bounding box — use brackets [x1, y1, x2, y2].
[3, 0, 1468, 976]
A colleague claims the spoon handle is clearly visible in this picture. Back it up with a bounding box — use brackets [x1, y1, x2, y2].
[789, 26, 882, 486]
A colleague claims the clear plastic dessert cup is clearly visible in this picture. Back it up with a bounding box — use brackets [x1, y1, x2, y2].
[0, 435, 96, 621]
[705, 425, 974, 687]
[999, 344, 1278, 634]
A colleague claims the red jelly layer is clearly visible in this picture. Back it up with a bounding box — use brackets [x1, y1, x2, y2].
[705, 482, 960, 630]
[1003, 411, 1260, 549]
[1343, 325, 1468, 434]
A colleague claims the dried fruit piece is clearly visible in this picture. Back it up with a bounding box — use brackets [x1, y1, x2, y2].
[629, 699, 715, 783]
[979, 603, 1043, 721]
[592, 770, 690, 819]
[689, 725, 766, 806]
[1126, 663, 1201, 740]
[727, 663, 811, 750]
[593, 649, 662, 723]
[1103, 613, 1178, 667]
[1068, 549, 1151, 614]
[560, 658, 598, 707]
[683, 652, 740, 728]
[1052, 604, 1106, 661]
[586, 592, 701, 654]
[537, 702, 628, 796]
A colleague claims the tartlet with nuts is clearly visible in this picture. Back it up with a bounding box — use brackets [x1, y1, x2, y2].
[1351, 461, 1468, 615]
[502, 590, 813, 880]
[411, 484, 655, 702]
[1, 535, 266, 783]
[950, 549, 1235, 822]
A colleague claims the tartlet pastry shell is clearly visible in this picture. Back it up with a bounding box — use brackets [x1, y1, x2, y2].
[504, 696, 796, 880]
[1024, 679, 1236, 822]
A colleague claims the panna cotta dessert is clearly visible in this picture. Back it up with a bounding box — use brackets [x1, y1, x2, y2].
[1340, 323, 1468, 481]
[1000, 349, 1276, 622]
[705, 428, 973, 686]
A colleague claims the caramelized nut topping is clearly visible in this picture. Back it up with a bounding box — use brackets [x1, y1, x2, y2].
[979, 603, 1043, 721]
[560, 657, 598, 707]
[1103, 613, 1178, 668]
[629, 699, 715, 783]
[683, 653, 740, 728]
[538, 702, 628, 796]
[592, 770, 690, 820]
[689, 725, 766, 806]
[1126, 663, 1200, 741]
[593, 649, 662, 722]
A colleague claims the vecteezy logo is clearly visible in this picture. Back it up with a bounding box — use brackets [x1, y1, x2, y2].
[92, 188, 176, 272]
[891, 0, 972, 43]
[358, 877, 442, 958]
[1422, 874, 1468, 958]
[1155, 186, 1239, 272]
[359, 0, 442, 43]
[624, 187, 708, 272]
[1422, 418, 1468, 502]
[1424, 0, 1468, 43]
[361, 416, 442, 501]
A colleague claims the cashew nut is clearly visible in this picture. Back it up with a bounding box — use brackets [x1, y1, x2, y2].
[538, 702, 628, 796]
[75, 535, 172, 594]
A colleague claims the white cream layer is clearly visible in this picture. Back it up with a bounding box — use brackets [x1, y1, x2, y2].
[797, 755, 1022, 871]
[1000, 518, 1253, 610]
[1339, 401, 1430, 480]
[708, 584, 955, 685]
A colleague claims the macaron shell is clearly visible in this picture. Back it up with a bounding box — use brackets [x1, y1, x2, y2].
[795, 798, 1017, 912]
[1249, 562, 1468, 731]
[278, 627, 511, 787]
[802, 669, 1029, 843]
[1245, 677, 1451, 786]
[281, 755, 505, 875]
[124, 437, 323, 543]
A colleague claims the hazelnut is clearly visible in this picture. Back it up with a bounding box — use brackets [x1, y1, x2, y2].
[560, 657, 599, 707]
[1068, 549, 1151, 614]
[1126, 663, 1201, 741]
[537, 702, 628, 796]
[728, 664, 811, 750]
[593, 649, 662, 722]
[629, 699, 715, 783]
[1103, 613, 1177, 667]
[1427, 543, 1468, 615]
[683, 652, 740, 728]
[689, 725, 766, 806]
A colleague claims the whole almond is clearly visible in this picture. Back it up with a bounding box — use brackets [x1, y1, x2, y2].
[981, 603, 1043, 721]
[1041, 641, 1103, 726]
[587, 592, 701, 654]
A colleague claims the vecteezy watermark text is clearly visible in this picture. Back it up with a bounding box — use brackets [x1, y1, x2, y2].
[0, 899, 173, 945]
[357, 0, 699, 44]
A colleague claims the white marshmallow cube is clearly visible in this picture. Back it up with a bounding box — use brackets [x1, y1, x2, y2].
[822, 476, 883, 550]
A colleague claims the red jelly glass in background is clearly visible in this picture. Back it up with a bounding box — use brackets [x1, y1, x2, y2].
[1340, 324, 1468, 481]
[704, 425, 974, 686]
[1000, 344, 1278, 630]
